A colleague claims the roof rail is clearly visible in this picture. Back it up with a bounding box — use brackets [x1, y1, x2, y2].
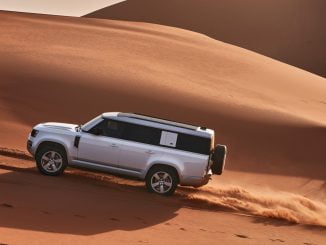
[117, 112, 200, 131]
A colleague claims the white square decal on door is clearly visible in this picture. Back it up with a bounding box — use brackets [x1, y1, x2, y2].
[160, 131, 178, 147]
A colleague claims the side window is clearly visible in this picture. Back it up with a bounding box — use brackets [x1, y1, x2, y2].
[122, 123, 161, 145]
[105, 120, 124, 138]
[88, 120, 106, 135]
[88, 119, 125, 139]
[176, 134, 211, 155]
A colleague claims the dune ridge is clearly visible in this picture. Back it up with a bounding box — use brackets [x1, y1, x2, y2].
[0, 147, 33, 160]
[85, 0, 326, 77]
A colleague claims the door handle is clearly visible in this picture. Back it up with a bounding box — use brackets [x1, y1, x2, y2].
[146, 150, 155, 154]
[111, 143, 118, 147]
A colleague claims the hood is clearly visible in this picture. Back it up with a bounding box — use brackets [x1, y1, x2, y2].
[36, 122, 78, 131]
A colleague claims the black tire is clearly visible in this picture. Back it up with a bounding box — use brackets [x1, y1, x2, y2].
[35, 145, 67, 176]
[146, 166, 178, 196]
[211, 144, 227, 175]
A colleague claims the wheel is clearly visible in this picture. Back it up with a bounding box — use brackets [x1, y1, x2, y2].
[146, 166, 178, 196]
[35, 145, 67, 176]
[211, 144, 227, 175]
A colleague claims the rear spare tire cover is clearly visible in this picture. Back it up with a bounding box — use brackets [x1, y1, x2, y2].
[211, 144, 227, 175]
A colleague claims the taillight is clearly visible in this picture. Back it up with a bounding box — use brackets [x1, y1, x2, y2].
[31, 129, 39, 137]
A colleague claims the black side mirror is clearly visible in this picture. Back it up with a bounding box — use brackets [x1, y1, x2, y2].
[93, 128, 103, 136]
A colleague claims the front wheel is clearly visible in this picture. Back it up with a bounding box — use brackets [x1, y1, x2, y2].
[36, 146, 67, 176]
[146, 166, 178, 196]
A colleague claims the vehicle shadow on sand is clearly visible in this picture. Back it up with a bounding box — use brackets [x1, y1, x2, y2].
[0, 163, 182, 235]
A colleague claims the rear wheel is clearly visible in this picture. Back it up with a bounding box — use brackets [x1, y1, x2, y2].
[146, 166, 178, 196]
[36, 145, 67, 176]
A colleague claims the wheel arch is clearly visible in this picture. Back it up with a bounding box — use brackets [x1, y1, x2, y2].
[35, 141, 68, 159]
[145, 163, 180, 183]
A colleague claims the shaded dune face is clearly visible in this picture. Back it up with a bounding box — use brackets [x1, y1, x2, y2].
[85, 0, 326, 77]
[0, 11, 326, 180]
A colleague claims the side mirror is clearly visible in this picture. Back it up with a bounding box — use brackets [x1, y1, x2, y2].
[93, 128, 103, 136]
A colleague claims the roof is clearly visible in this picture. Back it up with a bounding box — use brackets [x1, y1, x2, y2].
[118, 112, 199, 130]
[102, 112, 213, 138]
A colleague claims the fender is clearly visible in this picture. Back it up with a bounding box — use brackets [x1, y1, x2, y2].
[143, 155, 184, 180]
[34, 136, 76, 163]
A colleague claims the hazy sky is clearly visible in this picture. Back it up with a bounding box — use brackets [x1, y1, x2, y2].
[0, 0, 126, 16]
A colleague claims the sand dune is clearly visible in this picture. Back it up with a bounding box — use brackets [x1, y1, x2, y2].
[0, 11, 325, 179]
[85, 0, 326, 77]
[1, 146, 326, 227]
[1, 155, 325, 245]
[0, 11, 326, 244]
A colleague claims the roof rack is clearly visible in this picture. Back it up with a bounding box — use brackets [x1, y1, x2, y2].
[117, 112, 200, 131]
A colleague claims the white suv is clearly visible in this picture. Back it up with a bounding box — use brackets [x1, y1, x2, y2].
[27, 112, 227, 195]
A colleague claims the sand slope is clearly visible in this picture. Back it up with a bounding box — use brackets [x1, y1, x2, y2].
[0, 11, 326, 244]
[1, 155, 326, 245]
[85, 0, 326, 77]
[1, 11, 325, 179]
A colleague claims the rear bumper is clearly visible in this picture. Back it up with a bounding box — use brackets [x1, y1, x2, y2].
[179, 170, 212, 187]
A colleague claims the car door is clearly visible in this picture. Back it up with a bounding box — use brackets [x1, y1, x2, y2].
[77, 119, 124, 166]
[118, 123, 163, 171]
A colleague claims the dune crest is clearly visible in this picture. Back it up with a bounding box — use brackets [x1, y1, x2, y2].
[85, 0, 326, 77]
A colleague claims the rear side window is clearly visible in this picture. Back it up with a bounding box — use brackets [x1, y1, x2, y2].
[122, 123, 161, 145]
[89, 119, 211, 154]
[176, 133, 211, 155]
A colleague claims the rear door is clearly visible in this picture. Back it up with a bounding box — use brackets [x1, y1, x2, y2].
[77, 119, 124, 166]
[118, 123, 163, 171]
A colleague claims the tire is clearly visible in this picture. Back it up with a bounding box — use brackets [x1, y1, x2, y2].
[211, 144, 227, 175]
[35, 145, 67, 176]
[146, 166, 178, 196]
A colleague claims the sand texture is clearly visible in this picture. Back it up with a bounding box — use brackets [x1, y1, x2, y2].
[0, 11, 325, 244]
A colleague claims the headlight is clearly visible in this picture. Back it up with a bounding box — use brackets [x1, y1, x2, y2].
[31, 129, 39, 137]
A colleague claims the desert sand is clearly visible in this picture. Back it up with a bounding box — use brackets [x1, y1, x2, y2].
[0, 11, 325, 244]
[85, 0, 326, 77]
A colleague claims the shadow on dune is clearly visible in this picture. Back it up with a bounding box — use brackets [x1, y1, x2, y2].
[0, 164, 182, 235]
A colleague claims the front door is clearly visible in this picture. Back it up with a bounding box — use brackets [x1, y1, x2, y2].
[77, 119, 124, 166]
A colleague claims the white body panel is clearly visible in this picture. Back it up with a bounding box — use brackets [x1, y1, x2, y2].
[77, 133, 120, 166]
[117, 139, 165, 172]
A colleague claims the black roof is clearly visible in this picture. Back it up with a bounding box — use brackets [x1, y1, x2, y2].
[117, 112, 200, 131]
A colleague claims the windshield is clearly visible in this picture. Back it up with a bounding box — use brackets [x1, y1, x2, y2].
[81, 115, 102, 131]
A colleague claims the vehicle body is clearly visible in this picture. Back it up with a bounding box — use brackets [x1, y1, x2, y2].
[27, 112, 227, 195]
